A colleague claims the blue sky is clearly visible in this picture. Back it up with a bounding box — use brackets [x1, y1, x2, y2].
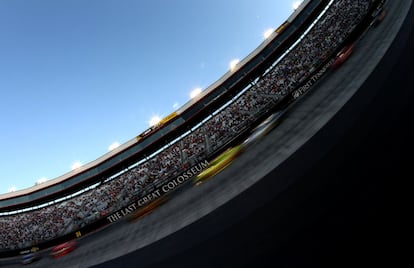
[0, 0, 300, 194]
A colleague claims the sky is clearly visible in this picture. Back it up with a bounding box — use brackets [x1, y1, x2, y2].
[0, 0, 301, 194]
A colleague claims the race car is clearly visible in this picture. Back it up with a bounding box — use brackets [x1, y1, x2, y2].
[128, 196, 168, 222]
[242, 111, 284, 147]
[372, 8, 387, 27]
[194, 144, 244, 186]
[371, 0, 388, 27]
[21, 252, 41, 265]
[50, 240, 76, 259]
[331, 43, 355, 70]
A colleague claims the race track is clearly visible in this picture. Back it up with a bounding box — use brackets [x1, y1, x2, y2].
[2, 1, 413, 267]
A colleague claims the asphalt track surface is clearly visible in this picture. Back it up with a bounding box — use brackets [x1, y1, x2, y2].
[3, 1, 413, 267]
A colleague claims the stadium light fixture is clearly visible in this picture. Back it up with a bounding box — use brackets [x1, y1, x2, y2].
[149, 115, 162, 126]
[263, 28, 274, 39]
[229, 58, 240, 72]
[8, 186, 17, 193]
[71, 161, 83, 170]
[292, 0, 303, 10]
[35, 177, 48, 185]
[190, 87, 202, 99]
[108, 142, 120, 151]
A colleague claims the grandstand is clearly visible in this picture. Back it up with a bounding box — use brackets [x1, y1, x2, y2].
[0, 0, 329, 214]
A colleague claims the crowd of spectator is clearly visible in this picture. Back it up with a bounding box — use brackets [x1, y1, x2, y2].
[0, 0, 372, 251]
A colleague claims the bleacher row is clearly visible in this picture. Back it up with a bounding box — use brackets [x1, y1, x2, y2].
[0, 0, 371, 251]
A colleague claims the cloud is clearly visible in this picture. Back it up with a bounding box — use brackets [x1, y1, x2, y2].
[173, 102, 180, 109]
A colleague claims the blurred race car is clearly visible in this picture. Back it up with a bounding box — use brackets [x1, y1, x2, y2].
[371, 0, 388, 27]
[331, 43, 355, 69]
[128, 196, 168, 222]
[50, 240, 76, 259]
[21, 252, 41, 265]
[194, 144, 244, 186]
[242, 111, 284, 147]
[372, 8, 387, 27]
